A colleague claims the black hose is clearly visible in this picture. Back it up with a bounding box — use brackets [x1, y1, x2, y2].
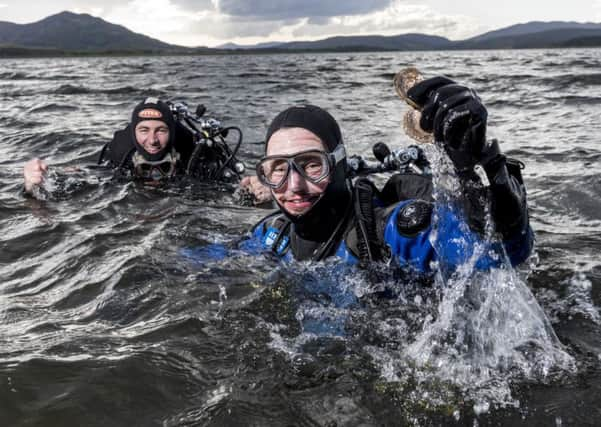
[212, 126, 243, 179]
[353, 178, 381, 264]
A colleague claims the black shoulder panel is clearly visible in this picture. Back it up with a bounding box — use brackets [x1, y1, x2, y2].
[173, 122, 195, 165]
[380, 173, 433, 205]
[103, 125, 135, 168]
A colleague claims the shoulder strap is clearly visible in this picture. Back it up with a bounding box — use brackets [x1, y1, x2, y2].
[251, 211, 292, 256]
[350, 177, 383, 264]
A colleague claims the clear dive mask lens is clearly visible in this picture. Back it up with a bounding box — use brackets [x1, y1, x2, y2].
[256, 145, 346, 189]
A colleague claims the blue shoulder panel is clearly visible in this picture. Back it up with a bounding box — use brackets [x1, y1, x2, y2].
[383, 200, 533, 273]
[383, 201, 436, 272]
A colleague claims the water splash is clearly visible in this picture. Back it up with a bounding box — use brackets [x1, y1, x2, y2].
[397, 148, 575, 409]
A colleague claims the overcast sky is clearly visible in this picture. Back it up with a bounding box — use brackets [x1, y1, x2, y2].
[1, 0, 600, 47]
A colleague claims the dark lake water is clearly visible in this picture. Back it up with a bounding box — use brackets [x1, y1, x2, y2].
[1, 49, 600, 426]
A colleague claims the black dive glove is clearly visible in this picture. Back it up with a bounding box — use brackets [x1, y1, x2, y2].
[407, 76, 529, 238]
[406, 76, 495, 174]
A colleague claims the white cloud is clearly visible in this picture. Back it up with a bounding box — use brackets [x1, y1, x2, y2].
[72, 6, 104, 16]
[217, 1, 480, 45]
[290, 1, 479, 41]
[101, 0, 215, 45]
[594, 0, 601, 20]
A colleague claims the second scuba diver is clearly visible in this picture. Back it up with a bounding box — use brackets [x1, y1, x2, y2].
[23, 97, 244, 194]
[247, 76, 533, 272]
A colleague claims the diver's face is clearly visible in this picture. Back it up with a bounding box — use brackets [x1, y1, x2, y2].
[266, 128, 330, 216]
[135, 120, 170, 155]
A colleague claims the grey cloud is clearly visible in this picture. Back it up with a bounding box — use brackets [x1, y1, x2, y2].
[179, 16, 302, 39]
[215, 0, 392, 20]
[307, 16, 331, 26]
[168, 2, 470, 44]
[172, 0, 215, 11]
[290, 14, 463, 39]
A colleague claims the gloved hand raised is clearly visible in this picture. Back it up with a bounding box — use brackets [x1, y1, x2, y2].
[406, 76, 491, 173]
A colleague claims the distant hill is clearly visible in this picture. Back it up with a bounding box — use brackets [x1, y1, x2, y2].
[1, 13, 601, 56]
[280, 34, 452, 51]
[457, 27, 601, 49]
[0, 11, 192, 53]
[225, 21, 601, 52]
[217, 41, 285, 50]
[563, 36, 601, 47]
[465, 21, 601, 43]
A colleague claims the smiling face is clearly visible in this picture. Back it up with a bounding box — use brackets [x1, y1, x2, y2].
[266, 127, 330, 216]
[134, 119, 170, 156]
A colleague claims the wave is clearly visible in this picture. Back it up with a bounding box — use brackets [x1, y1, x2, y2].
[552, 95, 601, 105]
[377, 72, 395, 81]
[52, 84, 166, 96]
[564, 59, 601, 68]
[28, 103, 79, 113]
[538, 73, 601, 89]
[231, 72, 271, 78]
[0, 71, 34, 80]
[53, 84, 92, 95]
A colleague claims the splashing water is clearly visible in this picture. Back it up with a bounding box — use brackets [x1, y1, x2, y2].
[259, 146, 577, 415]
[398, 148, 576, 410]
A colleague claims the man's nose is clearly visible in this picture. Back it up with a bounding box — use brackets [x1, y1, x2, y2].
[286, 167, 305, 190]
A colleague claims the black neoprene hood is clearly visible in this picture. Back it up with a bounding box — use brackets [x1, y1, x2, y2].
[130, 98, 176, 161]
[265, 105, 342, 153]
[263, 104, 351, 232]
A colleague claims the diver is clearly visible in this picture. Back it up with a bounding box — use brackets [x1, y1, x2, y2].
[23, 97, 244, 194]
[245, 76, 533, 272]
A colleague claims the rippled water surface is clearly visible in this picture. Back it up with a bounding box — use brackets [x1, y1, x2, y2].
[1, 50, 601, 426]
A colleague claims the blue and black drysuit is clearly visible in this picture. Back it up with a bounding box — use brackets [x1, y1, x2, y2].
[234, 161, 534, 337]
[245, 159, 533, 275]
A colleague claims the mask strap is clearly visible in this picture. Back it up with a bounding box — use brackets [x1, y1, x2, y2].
[331, 145, 346, 165]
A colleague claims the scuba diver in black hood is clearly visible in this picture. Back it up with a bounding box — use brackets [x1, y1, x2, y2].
[254, 105, 352, 261]
[248, 76, 534, 272]
[23, 97, 244, 194]
[100, 97, 182, 180]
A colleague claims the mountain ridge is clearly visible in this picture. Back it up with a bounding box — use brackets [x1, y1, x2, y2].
[0, 11, 190, 53]
[1, 12, 600, 56]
